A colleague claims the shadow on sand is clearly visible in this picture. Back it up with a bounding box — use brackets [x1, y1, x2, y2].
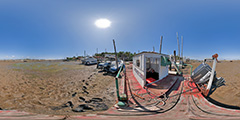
[206, 97, 240, 110]
[206, 83, 240, 110]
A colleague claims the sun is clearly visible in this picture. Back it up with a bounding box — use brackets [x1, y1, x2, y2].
[95, 19, 111, 28]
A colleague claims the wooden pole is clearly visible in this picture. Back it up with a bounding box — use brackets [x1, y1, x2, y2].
[174, 50, 177, 62]
[176, 32, 180, 58]
[113, 39, 118, 71]
[113, 39, 120, 100]
[181, 36, 183, 62]
[159, 36, 163, 54]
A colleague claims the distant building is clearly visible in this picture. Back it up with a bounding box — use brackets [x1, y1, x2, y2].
[104, 54, 115, 58]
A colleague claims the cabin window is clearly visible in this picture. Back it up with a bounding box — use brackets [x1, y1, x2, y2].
[136, 59, 140, 67]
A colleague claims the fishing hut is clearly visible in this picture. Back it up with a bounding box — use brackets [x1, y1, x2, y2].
[132, 52, 171, 87]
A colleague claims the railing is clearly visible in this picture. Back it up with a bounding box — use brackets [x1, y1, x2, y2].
[184, 64, 193, 76]
[115, 64, 124, 100]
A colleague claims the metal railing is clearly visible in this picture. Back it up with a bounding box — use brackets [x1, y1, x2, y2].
[115, 64, 124, 100]
[184, 64, 193, 76]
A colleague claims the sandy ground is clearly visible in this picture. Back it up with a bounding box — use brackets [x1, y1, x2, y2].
[0, 60, 116, 115]
[0, 59, 239, 116]
[188, 60, 240, 107]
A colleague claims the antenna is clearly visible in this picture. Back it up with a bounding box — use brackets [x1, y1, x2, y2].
[159, 36, 163, 54]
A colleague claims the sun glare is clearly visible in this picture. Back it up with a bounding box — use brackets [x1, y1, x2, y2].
[95, 19, 111, 28]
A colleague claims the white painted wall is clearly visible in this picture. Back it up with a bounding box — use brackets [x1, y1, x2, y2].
[159, 66, 169, 80]
[133, 65, 145, 87]
[133, 52, 169, 87]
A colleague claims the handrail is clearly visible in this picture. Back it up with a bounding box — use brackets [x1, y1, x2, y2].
[115, 64, 124, 100]
[184, 64, 193, 76]
[116, 64, 124, 78]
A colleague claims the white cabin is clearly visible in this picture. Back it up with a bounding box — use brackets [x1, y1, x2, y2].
[132, 52, 171, 87]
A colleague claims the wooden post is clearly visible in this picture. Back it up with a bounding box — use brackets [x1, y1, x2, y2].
[176, 32, 180, 58]
[113, 39, 118, 71]
[174, 50, 177, 62]
[181, 36, 183, 61]
[159, 36, 163, 54]
[113, 39, 120, 101]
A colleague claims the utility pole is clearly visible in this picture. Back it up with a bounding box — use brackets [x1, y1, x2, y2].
[159, 36, 163, 54]
[84, 50, 86, 57]
[96, 48, 98, 54]
[153, 46, 155, 52]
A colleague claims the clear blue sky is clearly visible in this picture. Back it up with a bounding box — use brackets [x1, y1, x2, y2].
[0, 0, 240, 60]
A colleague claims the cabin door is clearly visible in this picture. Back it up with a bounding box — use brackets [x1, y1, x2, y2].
[146, 57, 160, 80]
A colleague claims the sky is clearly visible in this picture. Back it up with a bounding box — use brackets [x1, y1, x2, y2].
[0, 0, 240, 60]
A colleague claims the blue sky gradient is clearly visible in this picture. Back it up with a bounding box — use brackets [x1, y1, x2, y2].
[0, 0, 240, 60]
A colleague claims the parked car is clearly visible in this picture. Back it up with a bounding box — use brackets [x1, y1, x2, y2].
[81, 57, 98, 65]
[97, 61, 111, 69]
[97, 57, 116, 70]
[108, 60, 124, 73]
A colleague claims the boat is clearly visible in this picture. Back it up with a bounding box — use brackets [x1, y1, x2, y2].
[98, 52, 240, 119]
[1, 40, 240, 119]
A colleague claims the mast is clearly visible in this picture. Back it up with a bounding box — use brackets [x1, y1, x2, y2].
[159, 36, 163, 54]
[176, 32, 180, 58]
[181, 36, 183, 61]
[113, 39, 118, 71]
